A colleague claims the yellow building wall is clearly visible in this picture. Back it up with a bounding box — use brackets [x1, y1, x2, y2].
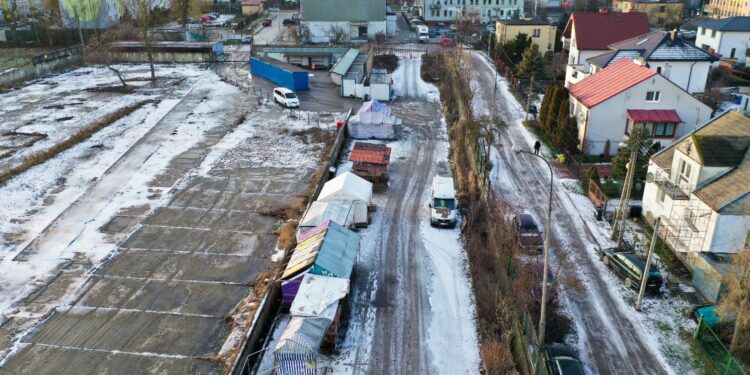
[495, 23, 557, 55]
[612, 1, 684, 27]
[707, 0, 750, 18]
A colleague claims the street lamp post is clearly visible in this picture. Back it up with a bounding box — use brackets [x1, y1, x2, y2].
[511, 144, 554, 350]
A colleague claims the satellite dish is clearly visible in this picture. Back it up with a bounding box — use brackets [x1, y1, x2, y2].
[646, 172, 654, 183]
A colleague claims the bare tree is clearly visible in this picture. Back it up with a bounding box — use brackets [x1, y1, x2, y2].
[128, 0, 166, 80]
[719, 246, 750, 360]
[326, 25, 347, 44]
[174, 0, 190, 27]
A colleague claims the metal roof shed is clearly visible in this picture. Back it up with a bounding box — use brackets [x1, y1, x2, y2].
[280, 221, 360, 307]
[330, 48, 359, 86]
[317, 172, 373, 205]
[273, 317, 330, 374]
[298, 200, 368, 239]
[290, 274, 349, 320]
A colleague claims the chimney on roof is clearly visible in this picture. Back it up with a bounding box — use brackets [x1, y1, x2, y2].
[634, 56, 647, 66]
[670, 29, 677, 41]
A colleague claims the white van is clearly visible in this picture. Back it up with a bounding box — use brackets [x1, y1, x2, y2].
[429, 176, 457, 228]
[417, 25, 429, 43]
[273, 87, 300, 108]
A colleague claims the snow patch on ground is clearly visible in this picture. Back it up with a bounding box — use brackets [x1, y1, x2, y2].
[391, 57, 439, 103]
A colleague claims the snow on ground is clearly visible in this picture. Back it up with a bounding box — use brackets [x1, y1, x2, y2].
[0, 66, 239, 326]
[391, 57, 440, 103]
[419, 141, 481, 374]
[473, 49, 701, 374]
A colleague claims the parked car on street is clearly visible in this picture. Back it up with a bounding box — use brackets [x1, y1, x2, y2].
[545, 344, 585, 375]
[273, 87, 300, 108]
[601, 248, 663, 291]
[262, 18, 272, 27]
[514, 213, 543, 250]
[282, 18, 299, 25]
[241, 35, 253, 44]
[267, 6, 280, 12]
[208, 12, 220, 19]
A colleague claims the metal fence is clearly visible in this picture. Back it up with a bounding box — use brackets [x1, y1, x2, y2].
[695, 317, 748, 375]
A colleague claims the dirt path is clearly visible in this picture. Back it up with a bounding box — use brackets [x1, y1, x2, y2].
[469, 52, 670, 374]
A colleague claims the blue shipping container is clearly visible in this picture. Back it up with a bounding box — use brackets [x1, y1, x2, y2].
[250, 56, 309, 91]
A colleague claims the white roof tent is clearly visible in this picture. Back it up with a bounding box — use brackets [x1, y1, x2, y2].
[317, 172, 373, 206]
[290, 274, 350, 320]
[298, 201, 368, 239]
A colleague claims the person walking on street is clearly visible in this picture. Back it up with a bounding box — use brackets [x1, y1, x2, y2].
[534, 140, 541, 155]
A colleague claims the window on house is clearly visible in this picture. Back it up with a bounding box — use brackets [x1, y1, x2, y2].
[678, 159, 692, 184]
[701, 44, 710, 50]
[712, 29, 717, 37]
[701, 27, 706, 35]
[731, 47, 737, 58]
[660, 5, 665, 11]
[444, 9, 448, 16]
[658, 17, 665, 25]
[656, 67, 662, 74]
[653, 122, 676, 137]
[449, 10, 453, 16]
[646, 91, 661, 102]
[657, 187, 666, 203]
[533, 28, 541, 37]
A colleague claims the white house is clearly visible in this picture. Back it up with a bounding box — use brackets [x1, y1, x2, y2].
[568, 58, 713, 156]
[301, 0, 386, 43]
[642, 110, 750, 301]
[695, 17, 750, 61]
[562, 10, 650, 87]
[420, 0, 523, 24]
[587, 31, 718, 94]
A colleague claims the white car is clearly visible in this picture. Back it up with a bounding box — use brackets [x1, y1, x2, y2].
[273, 87, 300, 108]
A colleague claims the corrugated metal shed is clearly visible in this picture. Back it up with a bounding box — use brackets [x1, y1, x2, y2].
[281, 220, 360, 280]
[290, 274, 349, 320]
[298, 201, 367, 237]
[274, 317, 329, 374]
[331, 49, 360, 77]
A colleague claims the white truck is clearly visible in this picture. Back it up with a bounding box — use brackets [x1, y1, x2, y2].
[429, 176, 457, 228]
[417, 25, 429, 43]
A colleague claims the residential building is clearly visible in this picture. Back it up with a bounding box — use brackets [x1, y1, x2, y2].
[587, 31, 718, 93]
[568, 58, 712, 156]
[612, 0, 685, 28]
[301, 0, 386, 43]
[695, 17, 750, 60]
[562, 10, 650, 87]
[495, 19, 557, 55]
[642, 110, 750, 301]
[706, 0, 750, 18]
[241, 0, 263, 15]
[420, 0, 523, 24]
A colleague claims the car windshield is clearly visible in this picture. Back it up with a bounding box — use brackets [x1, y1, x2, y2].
[433, 198, 455, 209]
[284, 93, 297, 99]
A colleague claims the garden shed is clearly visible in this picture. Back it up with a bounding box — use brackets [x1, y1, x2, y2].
[280, 221, 360, 307]
[298, 200, 368, 239]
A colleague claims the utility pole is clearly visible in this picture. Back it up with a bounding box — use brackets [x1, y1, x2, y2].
[611, 130, 641, 247]
[636, 218, 660, 311]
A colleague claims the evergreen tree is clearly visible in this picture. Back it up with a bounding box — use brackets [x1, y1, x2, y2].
[538, 85, 555, 126]
[502, 33, 531, 66]
[554, 98, 570, 146]
[611, 126, 661, 183]
[516, 44, 549, 80]
[544, 85, 566, 137]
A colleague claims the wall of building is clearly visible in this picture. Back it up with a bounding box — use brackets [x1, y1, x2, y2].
[696, 28, 750, 59]
[496, 23, 557, 54]
[576, 76, 712, 155]
[565, 48, 606, 87]
[612, 1, 684, 27]
[709, 214, 750, 252]
[422, 0, 523, 23]
[306, 21, 386, 43]
[302, 0, 385, 22]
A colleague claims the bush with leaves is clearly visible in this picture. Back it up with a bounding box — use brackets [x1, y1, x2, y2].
[502, 33, 531, 66]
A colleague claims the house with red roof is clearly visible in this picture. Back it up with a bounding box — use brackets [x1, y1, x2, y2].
[568, 58, 712, 156]
[562, 10, 650, 87]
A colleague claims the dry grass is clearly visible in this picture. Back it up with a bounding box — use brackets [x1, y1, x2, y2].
[426, 51, 537, 374]
[0, 100, 153, 186]
[276, 221, 298, 251]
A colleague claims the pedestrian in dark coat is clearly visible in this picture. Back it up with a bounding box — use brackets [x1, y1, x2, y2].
[534, 140, 541, 155]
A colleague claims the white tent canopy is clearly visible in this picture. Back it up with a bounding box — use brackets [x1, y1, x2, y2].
[290, 274, 350, 320]
[317, 172, 373, 205]
[347, 100, 402, 140]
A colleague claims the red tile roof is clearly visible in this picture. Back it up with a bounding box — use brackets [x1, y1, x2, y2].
[350, 142, 391, 165]
[564, 11, 650, 50]
[568, 59, 656, 108]
[627, 109, 683, 123]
